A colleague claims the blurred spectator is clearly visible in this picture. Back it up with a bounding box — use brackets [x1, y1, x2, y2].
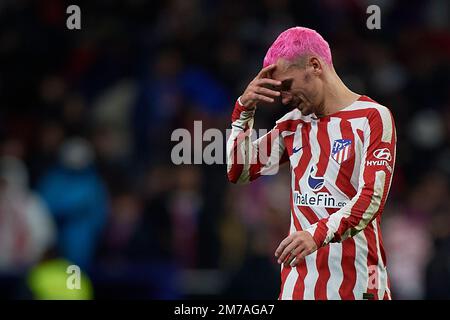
[0, 156, 56, 272]
[384, 171, 448, 299]
[37, 138, 108, 270]
[93, 177, 180, 299]
[383, 205, 432, 299]
[425, 206, 450, 299]
[98, 190, 154, 263]
[169, 166, 203, 269]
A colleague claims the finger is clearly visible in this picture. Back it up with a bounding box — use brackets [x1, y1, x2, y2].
[275, 236, 293, 258]
[291, 248, 310, 267]
[254, 78, 282, 87]
[279, 242, 298, 264]
[249, 93, 274, 104]
[255, 86, 281, 98]
[286, 253, 296, 266]
[256, 64, 277, 79]
[286, 245, 303, 265]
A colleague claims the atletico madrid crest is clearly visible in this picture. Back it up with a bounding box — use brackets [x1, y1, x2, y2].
[331, 139, 352, 164]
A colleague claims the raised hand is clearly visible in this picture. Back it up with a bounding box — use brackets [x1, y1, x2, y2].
[240, 64, 282, 109]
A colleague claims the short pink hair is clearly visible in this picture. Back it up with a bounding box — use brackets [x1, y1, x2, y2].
[263, 27, 332, 67]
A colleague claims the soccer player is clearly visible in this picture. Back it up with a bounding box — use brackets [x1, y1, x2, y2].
[226, 27, 396, 300]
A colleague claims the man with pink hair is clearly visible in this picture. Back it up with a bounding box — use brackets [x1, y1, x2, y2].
[226, 27, 397, 300]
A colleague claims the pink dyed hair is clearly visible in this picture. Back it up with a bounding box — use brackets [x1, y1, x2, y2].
[263, 27, 332, 68]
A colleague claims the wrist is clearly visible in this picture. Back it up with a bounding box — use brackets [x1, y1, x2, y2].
[231, 98, 255, 123]
[237, 96, 256, 110]
[305, 224, 327, 249]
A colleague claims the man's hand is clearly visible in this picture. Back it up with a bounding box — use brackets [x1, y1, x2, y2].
[275, 231, 318, 267]
[240, 64, 281, 109]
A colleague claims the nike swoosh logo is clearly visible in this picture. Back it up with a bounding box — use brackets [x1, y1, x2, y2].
[292, 146, 303, 154]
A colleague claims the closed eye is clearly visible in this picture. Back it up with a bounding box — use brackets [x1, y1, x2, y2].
[281, 79, 293, 91]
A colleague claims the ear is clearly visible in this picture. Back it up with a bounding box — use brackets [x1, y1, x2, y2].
[309, 57, 323, 75]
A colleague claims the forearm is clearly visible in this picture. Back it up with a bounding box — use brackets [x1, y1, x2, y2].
[226, 98, 257, 183]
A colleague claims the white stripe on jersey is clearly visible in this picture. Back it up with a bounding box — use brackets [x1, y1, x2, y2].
[348, 118, 366, 191]
[373, 219, 389, 299]
[327, 242, 344, 299]
[353, 231, 369, 298]
[291, 172, 312, 230]
[303, 251, 319, 300]
[281, 267, 298, 300]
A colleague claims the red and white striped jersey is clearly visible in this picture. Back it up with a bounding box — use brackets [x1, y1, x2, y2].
[226, 95, 396, 300]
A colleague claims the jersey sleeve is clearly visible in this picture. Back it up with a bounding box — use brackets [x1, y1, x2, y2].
[305, 106, 397, 247]
[226, 98, 289, 184]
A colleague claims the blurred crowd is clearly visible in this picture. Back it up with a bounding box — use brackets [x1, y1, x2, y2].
[0, 0, 449, 299]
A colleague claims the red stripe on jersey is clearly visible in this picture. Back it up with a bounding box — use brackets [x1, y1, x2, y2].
[279, 265, 291, 299]
[335, 119, 357, 198]
[293, 122, 312, 185]
[249, 129, 273, 181]
[293, 260, 308, 300]
[231, 101, 251, 123]
[282, 127, 295, 163]
[293, 123, 320, 225]
[289, 181, 303, 232]
[284, 133, 303, 232]
[339, 238, 357, 299]
[314, 245, 330, 299]
[227, 135, 244, 183]
[298, 206, 321, 225]
[316, 118, 331, 176]
[276, 118, 306, 133]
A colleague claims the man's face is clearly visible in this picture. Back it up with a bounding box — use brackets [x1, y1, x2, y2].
[270, 58, 325, 116]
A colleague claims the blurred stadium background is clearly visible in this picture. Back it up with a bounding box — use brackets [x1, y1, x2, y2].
[0, 0, 449, 299]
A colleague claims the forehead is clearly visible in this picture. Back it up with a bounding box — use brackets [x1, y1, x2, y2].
[271, 59, 302, 81]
